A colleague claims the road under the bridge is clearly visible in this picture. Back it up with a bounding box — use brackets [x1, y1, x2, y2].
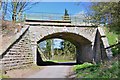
[28, 62, 75, 78]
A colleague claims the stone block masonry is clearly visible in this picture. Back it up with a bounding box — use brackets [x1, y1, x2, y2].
[0, 26, 33, 71]
[0, 20, 113, 72]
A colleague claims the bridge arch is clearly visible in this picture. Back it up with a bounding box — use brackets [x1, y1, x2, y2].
[36, 32, 94, 64]
[37, 32, 92, 45]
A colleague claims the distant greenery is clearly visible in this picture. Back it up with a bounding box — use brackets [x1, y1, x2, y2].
[40, 39, 76, 62]
[44, 39, 52, 60]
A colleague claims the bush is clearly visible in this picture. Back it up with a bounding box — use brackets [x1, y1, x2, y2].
[73, 62, 94, 71]
[73, 61, 118, 78]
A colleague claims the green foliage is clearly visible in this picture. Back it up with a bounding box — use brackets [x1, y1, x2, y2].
[104, 27, 119, 56]
[61, 40, 76, 60]
[91, 2, 120, 35]
[90, 2, 120, 57]
[51, 55, 75, 62]
[41, 39, 76, 61]
[44, 39, 52, 60]
[104, 27, 118, 45]
[73, 60, 119, 78]
[46, 39, 52, 52]
[73, 62, 94, 71]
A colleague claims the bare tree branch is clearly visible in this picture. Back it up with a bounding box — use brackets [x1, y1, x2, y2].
[2, 0, 38, 22]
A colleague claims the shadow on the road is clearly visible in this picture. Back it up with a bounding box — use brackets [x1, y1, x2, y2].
[37, 61, 78, 66]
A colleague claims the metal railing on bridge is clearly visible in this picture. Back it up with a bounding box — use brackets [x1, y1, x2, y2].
[26, 12, 95, 25]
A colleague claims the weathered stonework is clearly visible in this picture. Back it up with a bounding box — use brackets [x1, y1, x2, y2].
[0, 20, 112, 71]
[28, 25, 112, 64]
[0, 26, 33, 71]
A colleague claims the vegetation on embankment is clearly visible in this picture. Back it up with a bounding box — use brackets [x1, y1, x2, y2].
[73, 27, 119, 78]
[104, 27, 119, 56]
[73, 59, 118, 78]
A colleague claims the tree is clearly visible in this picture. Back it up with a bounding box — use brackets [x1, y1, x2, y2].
[11, 2, 35, 22]
[91, 2, 120, 34]
[60, 40, 76, 60]
[45, 39, 54, 60]
[45, 39, 52, 60]
[1, 1, 37, 22]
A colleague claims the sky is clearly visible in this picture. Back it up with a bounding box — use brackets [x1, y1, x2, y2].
[26, 2, 92, 15]
[4, 2, 92, 21]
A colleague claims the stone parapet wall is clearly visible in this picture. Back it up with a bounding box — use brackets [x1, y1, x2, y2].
[0, 26, 33, 71]
[98, 27, 113, 59]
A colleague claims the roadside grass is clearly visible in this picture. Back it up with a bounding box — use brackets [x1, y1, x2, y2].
[73, 62, 94, 71]
[73, 61, 118, 78]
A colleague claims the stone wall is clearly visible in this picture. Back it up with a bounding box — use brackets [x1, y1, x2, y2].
[98, 27, 113, 60]
[0, 26, 33, 71]
[92, 27, 112, 63]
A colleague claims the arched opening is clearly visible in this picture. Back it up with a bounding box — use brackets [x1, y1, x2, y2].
[36, 32, 92, 65]
[38, 38, 76, 65]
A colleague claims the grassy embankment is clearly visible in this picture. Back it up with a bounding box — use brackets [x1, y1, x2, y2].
[73, 27, 119, 78]
[44, 54, 76, 63]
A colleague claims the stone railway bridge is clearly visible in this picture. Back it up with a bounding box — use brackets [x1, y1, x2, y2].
[0, 18, 112, 71]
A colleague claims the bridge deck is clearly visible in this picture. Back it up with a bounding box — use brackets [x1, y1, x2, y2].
[25, 19, 97, 27]
[26, 19, 71, 23]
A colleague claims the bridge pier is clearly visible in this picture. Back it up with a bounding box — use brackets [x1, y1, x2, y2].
[76, 44, 93, 64]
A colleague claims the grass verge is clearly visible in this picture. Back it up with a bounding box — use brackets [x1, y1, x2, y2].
[73, 60, 118, 78]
